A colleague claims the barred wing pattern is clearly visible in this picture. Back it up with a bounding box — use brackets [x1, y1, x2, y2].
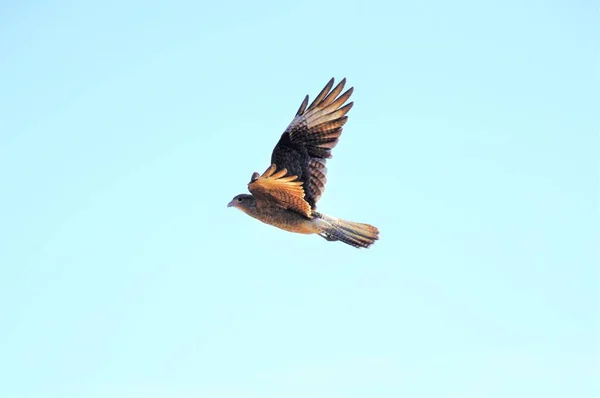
[271, 78, 353, 210]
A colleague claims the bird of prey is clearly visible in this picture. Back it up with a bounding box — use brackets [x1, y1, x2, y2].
[228, 78, 379, 248]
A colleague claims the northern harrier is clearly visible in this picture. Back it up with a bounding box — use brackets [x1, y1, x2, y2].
[228, 78, 379, 248]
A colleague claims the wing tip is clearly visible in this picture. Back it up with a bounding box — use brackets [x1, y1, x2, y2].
[296, 95, 309, 116]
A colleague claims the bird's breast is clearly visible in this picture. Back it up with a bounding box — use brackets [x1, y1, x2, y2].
[246, 205, 316, 235]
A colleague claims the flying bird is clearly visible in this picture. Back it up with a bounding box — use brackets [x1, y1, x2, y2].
[228, 78, 379, 248]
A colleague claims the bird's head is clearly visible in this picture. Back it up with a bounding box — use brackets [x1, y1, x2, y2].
[227, 194, 256, 212]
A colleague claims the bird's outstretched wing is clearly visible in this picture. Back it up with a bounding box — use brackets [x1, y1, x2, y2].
[271, 78, 353, 210]
[248, 164, 312, 218]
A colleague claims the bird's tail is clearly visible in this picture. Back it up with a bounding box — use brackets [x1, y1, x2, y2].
[314, 212, 379, 249]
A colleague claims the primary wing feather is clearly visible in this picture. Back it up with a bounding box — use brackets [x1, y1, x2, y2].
[271, 78, 353, 210]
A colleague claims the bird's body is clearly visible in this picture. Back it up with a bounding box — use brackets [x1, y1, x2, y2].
[233, 195, 317, 234]
[228, 78, 379, 248]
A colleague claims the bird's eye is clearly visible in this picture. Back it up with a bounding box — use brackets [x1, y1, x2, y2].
[237, 197, 243, 202]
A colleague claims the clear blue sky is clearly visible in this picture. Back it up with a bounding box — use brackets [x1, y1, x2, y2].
[0, 1, 597, 397]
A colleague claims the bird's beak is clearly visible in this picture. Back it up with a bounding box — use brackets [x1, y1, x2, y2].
[227, 200, 234, 208]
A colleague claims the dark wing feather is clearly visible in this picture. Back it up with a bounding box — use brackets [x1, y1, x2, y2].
[271, 78, 353, 210]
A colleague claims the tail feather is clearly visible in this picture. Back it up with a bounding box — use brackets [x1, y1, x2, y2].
[315, 213, 379, 249]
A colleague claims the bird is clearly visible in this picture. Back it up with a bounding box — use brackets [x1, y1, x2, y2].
[227, 78, 379, 248]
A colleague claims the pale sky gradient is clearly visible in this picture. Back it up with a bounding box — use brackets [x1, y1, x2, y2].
[0, 1, 598, 397]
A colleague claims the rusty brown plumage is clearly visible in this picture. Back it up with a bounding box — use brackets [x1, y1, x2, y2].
[228, 78, 379, 249]
[248, 164, 312, 218]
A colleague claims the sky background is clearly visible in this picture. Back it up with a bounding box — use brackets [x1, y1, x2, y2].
[0, 1, 598, 397]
